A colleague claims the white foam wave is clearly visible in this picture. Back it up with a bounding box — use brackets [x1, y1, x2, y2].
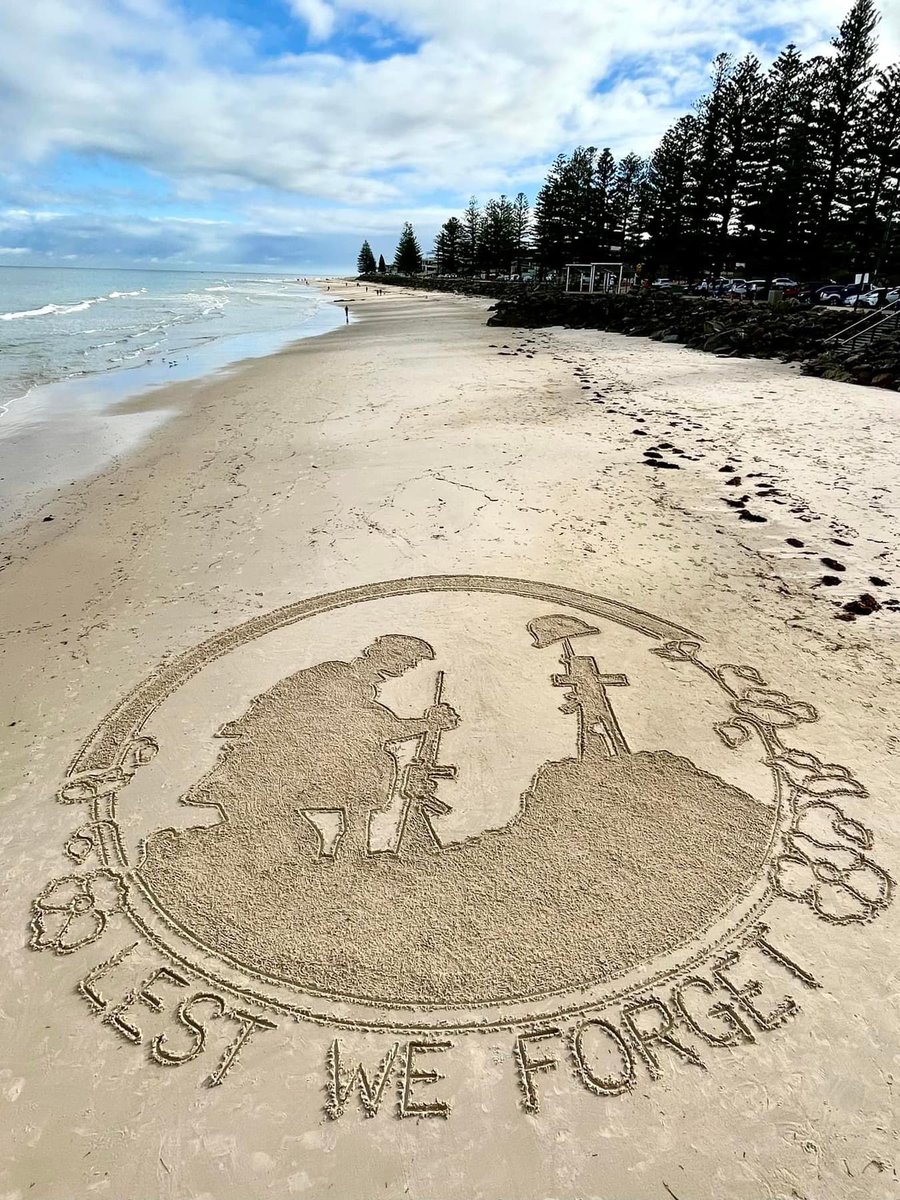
[107, 288, 146, 298]
[1, 295, 109, 320]
[1, 303, 58, 320]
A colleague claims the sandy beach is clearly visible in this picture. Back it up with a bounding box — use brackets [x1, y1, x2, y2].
[3, 283, 899, 1199]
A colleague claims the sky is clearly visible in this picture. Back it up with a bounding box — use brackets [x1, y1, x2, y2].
[0, 0, 897, 273]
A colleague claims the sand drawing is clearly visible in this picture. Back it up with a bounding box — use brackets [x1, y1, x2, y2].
[136, 609, 774, 1011]
[29, 575, 892, 1042]
[168, 633, 460, 862]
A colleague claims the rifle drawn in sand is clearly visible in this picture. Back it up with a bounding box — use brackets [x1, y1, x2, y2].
[527, 614, 630, 760]
[392, 671, 458, 850]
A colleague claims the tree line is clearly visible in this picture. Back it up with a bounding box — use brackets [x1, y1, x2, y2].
[360, 0, 899, 283]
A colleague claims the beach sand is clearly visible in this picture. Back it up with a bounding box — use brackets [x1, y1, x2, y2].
[2, 282, 898, 1199]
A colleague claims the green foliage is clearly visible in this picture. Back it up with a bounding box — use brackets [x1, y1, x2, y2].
[461, 197, 481, 275]
[425, 1, 898, 283]
[434, 216, 463, 274]
[394, 222, 423, 274]
[377, 253, 386, 273]
[357, 239, 377, 275]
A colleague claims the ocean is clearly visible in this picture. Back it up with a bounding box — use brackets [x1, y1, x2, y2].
[0, 266, 346, 526]
[0, 265, 340, 415]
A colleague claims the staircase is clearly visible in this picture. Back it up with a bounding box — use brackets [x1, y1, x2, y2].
[826, 298, 900, 350]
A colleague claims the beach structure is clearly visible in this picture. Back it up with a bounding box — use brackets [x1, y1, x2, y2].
[564, 262, 625, 294]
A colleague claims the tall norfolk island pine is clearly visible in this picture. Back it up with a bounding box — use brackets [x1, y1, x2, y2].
[357, 240, 377, 274]
[394, 222, 423, 274]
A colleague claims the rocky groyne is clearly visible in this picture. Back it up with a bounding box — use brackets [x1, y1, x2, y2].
[486, 290, 858, 365]
[802, 330, 900, 389]
[360, 277, 897, 389]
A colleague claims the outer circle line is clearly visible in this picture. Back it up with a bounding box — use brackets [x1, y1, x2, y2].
[73, 574, 700, 773]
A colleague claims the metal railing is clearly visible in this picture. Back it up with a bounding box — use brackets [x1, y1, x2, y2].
[825, 295, 900, 344]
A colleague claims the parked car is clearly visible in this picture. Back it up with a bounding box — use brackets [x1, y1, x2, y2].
[843, 287, 900, 307]
[652, 278, 675, 289]
[726, 278, 748, 295]
[816, 282, 863, 305]
[793, 280, 830, 305]
[770, 277, 801, 296]
[729, 278, 767, 297]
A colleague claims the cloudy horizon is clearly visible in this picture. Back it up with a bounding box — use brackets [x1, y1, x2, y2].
[1, 0, 897, 273]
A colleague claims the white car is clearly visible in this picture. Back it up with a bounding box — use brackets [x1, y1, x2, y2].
[731, 278, 766, 296]
[843, 288, 900, 307]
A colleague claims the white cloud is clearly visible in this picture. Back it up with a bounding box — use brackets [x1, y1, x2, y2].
[289, 0, 337, 41]
[1, 0, 881, 196]
[0, 0, 895, 264]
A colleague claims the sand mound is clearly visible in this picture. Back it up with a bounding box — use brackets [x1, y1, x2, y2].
[139, 749, 775, 1008]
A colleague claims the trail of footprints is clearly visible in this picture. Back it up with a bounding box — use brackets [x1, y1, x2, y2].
[560, 355, 896, 623]
[486, 338, 896, 621]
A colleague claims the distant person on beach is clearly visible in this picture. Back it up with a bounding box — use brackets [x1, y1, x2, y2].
[344, 305, 349, 324]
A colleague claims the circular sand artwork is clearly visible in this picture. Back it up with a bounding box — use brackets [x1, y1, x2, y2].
[32, 576, 892, 1034]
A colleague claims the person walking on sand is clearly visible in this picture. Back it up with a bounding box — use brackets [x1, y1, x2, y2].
[344, 305, 349, 324]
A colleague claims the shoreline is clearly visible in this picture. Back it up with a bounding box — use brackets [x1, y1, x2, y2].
[0, 283, 348, 530]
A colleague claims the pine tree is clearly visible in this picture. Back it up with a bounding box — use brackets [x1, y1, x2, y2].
[480, 195, 517, 274]
[394, 223, 423, 274]
[744, 45, 820, 276]
[512, 192, 531, 274]
[715, 55, 767, 273]
[687, 54, 733, 275]
[533, 147, 599, 273]
[845, 61, 900, 277]
[812, 0, 879, 272]
[434, 217, 463, 274]
[568, 147, 601, 261]
[645, 116, 697, 277]
[533, 153, 569, 273]
[589, 148, 617, 261]
[377, 254, 386, 273]
[460, 197, 481, 275]
[864, 64, 900, 278]
[356, 240, 377, 275]
[610, 153, 647, 262]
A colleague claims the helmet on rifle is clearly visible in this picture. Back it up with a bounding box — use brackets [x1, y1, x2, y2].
[527, 614, 600, 649]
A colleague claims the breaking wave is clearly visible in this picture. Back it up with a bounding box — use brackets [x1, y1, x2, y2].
[1, 286, 147, 320]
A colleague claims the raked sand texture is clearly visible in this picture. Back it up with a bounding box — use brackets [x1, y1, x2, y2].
[2, 284, 899, 1200]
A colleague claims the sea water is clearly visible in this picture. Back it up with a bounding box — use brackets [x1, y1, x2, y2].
[0, 266, 346, 525]
[0, 266, 340, 415]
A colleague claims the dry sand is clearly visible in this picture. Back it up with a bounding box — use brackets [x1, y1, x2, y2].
[2, 282, 899, 1198]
